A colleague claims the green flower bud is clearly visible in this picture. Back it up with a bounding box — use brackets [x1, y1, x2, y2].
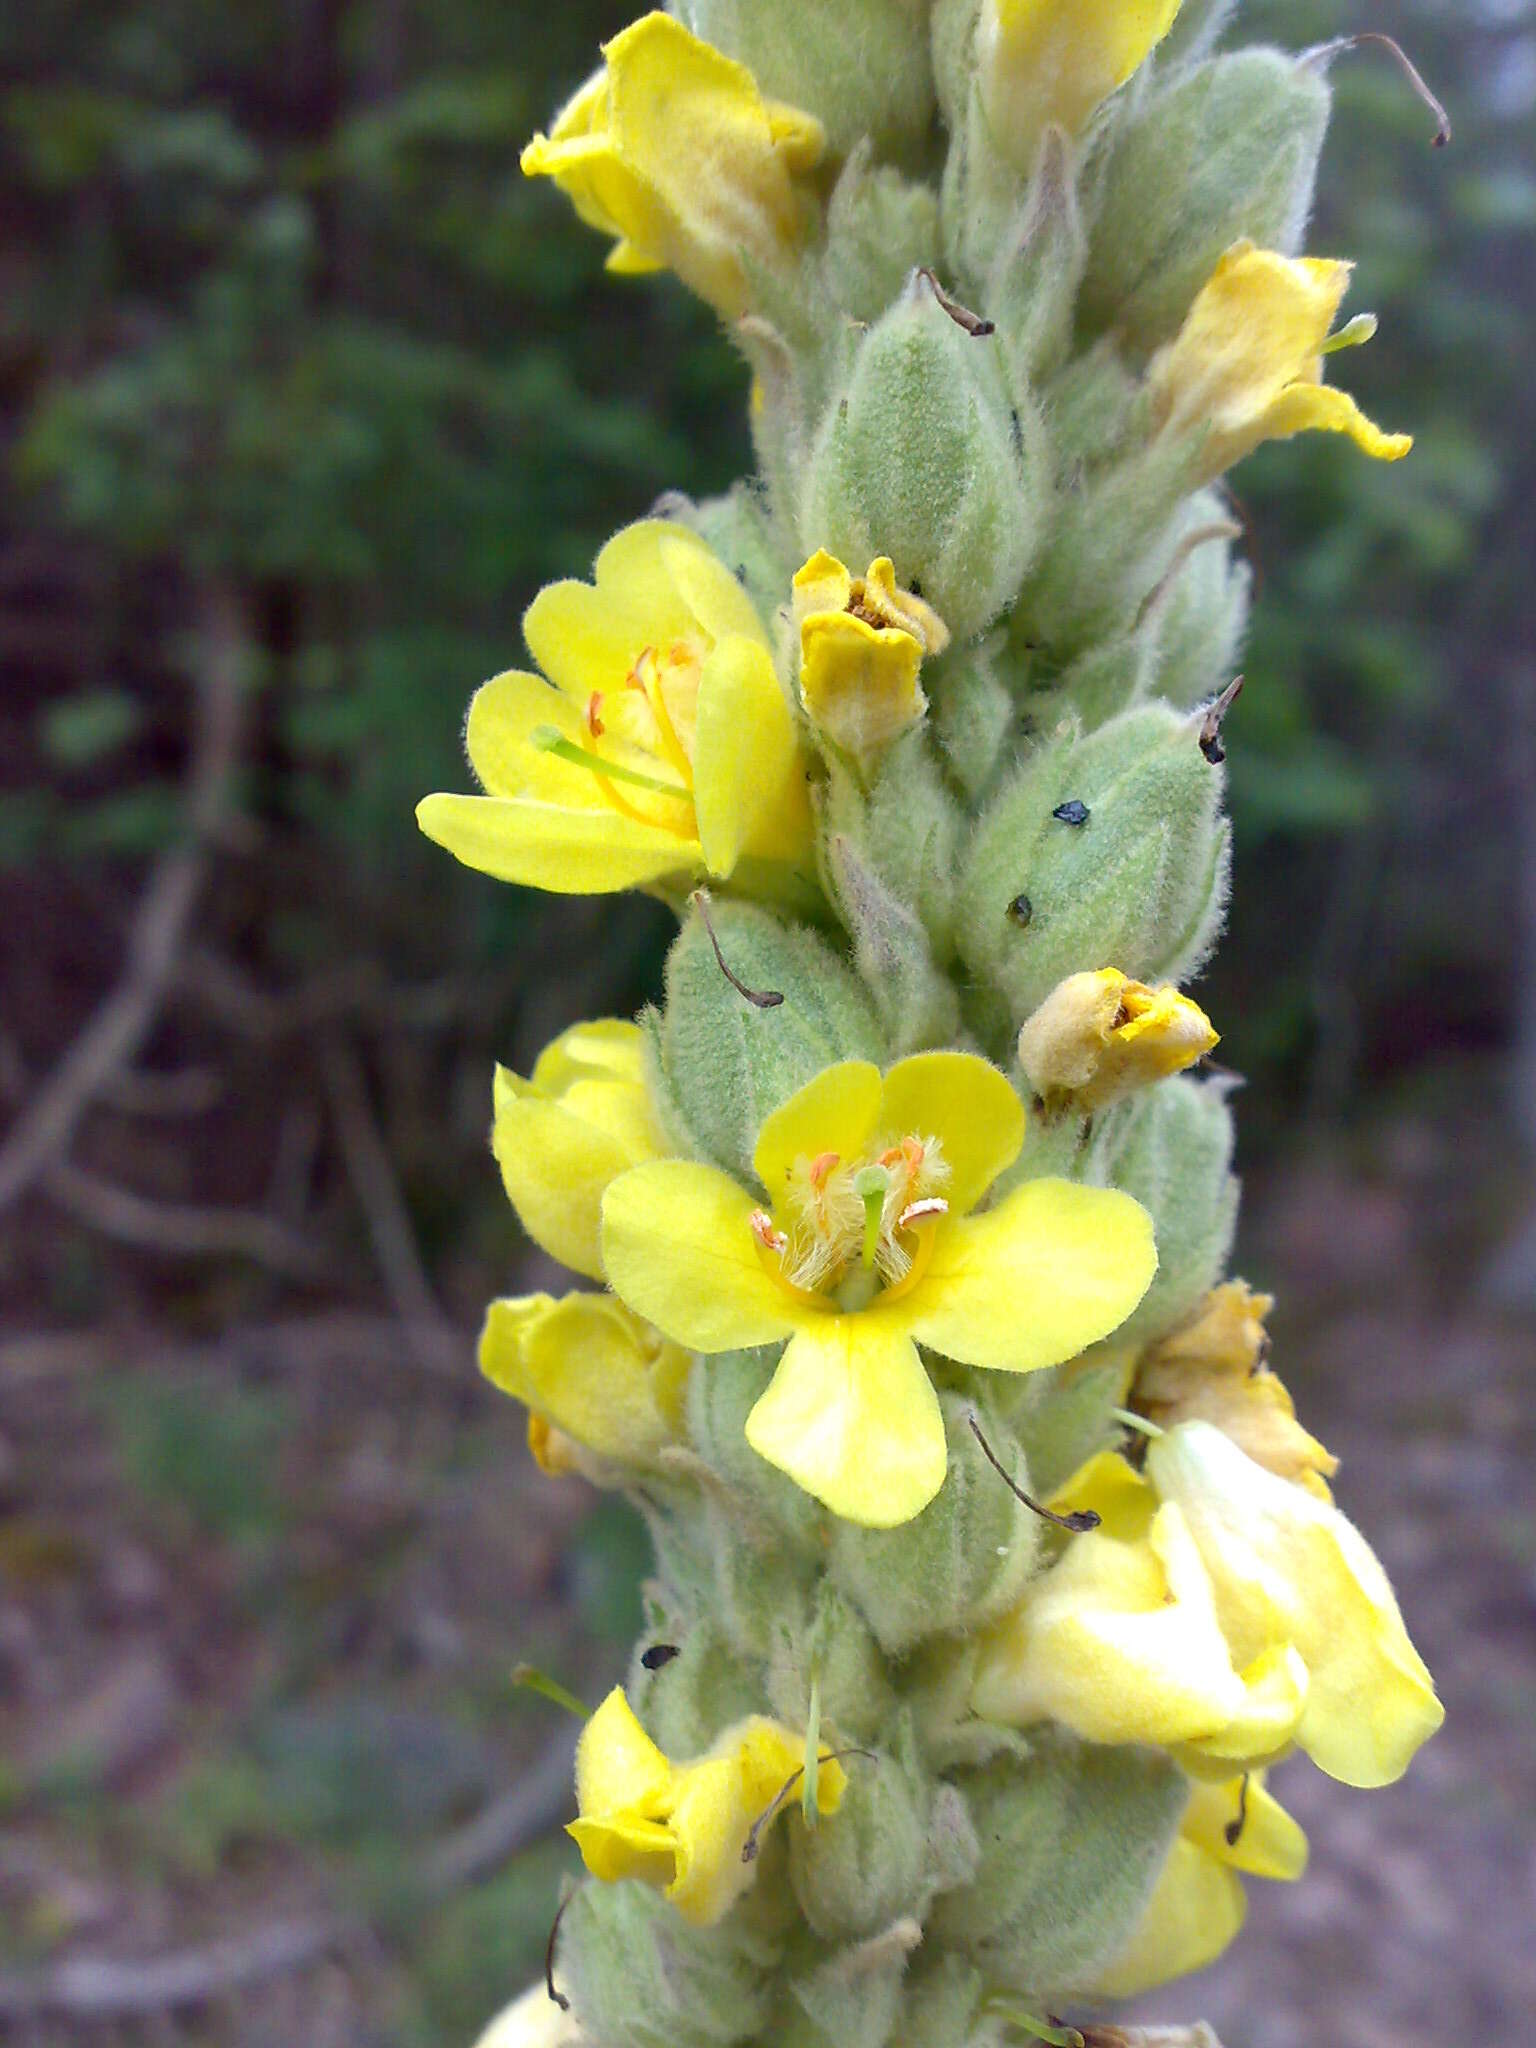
[988, 129, 1087, 393]
[824, 830, 962, 1056]
[1000, 1344, 1136, 1498]
[686, 1346, 828, 1552]
[894, 1951, 988, 2048]
[801, 273, 1038, 642]
[931, 645, 1014, 802]
[559, 1878, 776, 2048]
[824, 147, 942, 327]
[930, 1734, 1187, 1996]
[765, 1578, 899, 1747]
[1078, 51, 1331, 351]
[651, 901, 885, 1185]
[632, 1613, 774, 1762]
[784, 1919, 924, 2048]
[1081, 1076, 1238, 1346]
[788, 1724, 933, 1940]
[830, 734, 965, 963]
[672, 0, 937, 164]
[1148, 499, 1251, 712]
[1030, 628, 1159, 732]
[828, 1392, 1042, 1655]
[1161, 0, 1240, 66]
[956, 705, 1230, 1029]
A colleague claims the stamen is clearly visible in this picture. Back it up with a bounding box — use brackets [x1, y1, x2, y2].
[750, 1208, 788, 1255]
[1109, 1406, 1165, 1441]
[966, 1412, 1102, 1532]
[808, 1151, 840, 1188]
[897, 1196, 948, 1230]
[529, 725, 692, 799]
[628, 644, 696, 788]
[585, 691, 605, 738]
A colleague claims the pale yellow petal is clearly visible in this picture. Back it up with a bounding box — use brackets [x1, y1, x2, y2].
[658, 531, 768, 648]
[1183, 1775, 1309, 1883]
[877, 1051, 1026, 1215]
[1254, 378, 1413, 461]
[479, 1293, 683, 1465]
[908, 1180, 1156, 1372]
[416, 792, 697, 894]
[744, 1319, 947, 1526]
[751, 1061, 884, 1199]
[602, 1160, 796, 1352]
[692, 635, 808, 879]
[1090, 1836, 1246, 1999]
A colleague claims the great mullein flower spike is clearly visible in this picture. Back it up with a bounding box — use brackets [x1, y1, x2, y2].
[420, 8, 1445, 2044]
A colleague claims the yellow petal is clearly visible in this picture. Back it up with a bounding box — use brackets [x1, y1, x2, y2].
[524, 522, 709, 700]
[1183, 1775, 1309, 1883]
[575, 1687, 673, 1818]
[1255, 377, 1413, 461]
[491, 1029, 665, 1278]
[693, 634, 810, 878]
[479, 1292, 686, 1466]
[567, 1811, 678, 1888]
[1048, 1448, 1157, 1541]
[792, 548, 854, 624]
[908, 1179, 1156, 1373]
[980, 0, 1185, 155]
[664, 1719, 845, 1925]
[602, 1159, 796, 1352]
[798, 611, 927, 763]
[877, 1051, 1027, 1216]
[459, 669, 591, 799]
[744, 1319, 947, 1526]
[657, 530, 768, 648]
[1149, 1422, 1444, 1787]
[416, 792, 698, 894]
[751, 1061, 885, 1198]
[1018, 969, 1219, 1114]
[1089, 1835, 1246, 1999]
[1180, 1643, 1309, 1772]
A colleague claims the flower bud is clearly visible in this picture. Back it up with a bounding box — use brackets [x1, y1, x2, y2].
[1147, 492, 1251, 711]
[630, 1616, 769, 1765]
[896, 1952, 987, 2048]
[782, 1921, 923, 2048]
[1018, 967, 1219, 1115]
[493, 1020, 668, 1280]
[801, 272, 1038, 642]
[764, 1577, 899, 1748]
[1004, 1345, 1137, 1498]
[828, 1393, 1042, 1655]
[1081, 1076, 1237, 1347]
[793, 551, 947, 771]
[930, 1735, 1187, 1996]
[558, 1878, 775, 2048]
[522, 13, 825, 321]
[1077, 50, 1332, 350]
[956, 705, 1230, 1032]
[674, 0, 938, 163]
[480, 1292, 690, 1477]
[651, 900, 885, 1184]
[686, 1346, 828, 1550]
[822, 147, 942, 326]
[988, 127, 1087, 392]
[977, 0, 1183, 169]
[789, 1727, 933, 1940]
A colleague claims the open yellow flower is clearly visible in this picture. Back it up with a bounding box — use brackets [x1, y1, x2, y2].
[1089, 1772, 1307, 1998]
[1147, 1421, 1444, 1788]
[979, 0, 1184, 164]
[1017, 967, 1218, 1115]
[1132, 1280, 1338, 1497]
[417, 521, 814, 899]
[521, 12, 825, 319]
[1148, 240, 1412, 479]
[792, 550, 949, 768]
[480, 1291, 690, 1478]
[491, 1019, 667, 1280]
[601, 1052, 1156, 1526]
[971, 1448, 1311, 1770]
[568, 1687, 846, 1926]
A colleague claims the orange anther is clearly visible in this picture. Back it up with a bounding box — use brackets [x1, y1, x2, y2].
[586, 691, 605, 738]
[808, 1151, 840, 1188]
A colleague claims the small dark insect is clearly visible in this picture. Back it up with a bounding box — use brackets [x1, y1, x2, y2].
[1007, 893, 1033, 928]
[1052, 799, 1090, 827]
[641, 1643, 680, 1670]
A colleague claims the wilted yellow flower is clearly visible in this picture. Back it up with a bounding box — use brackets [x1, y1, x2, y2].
[978, 0, 1184, 164]
[1148, 240, 1412, 479]
[1147, 1422, 1444, 1788]
[417, 521, 814, 900]
[1089, 1772, 1307, 1998]
[489, 1019, 667, 1280]
[568, 1687, 845, 1925]
[1133, 1280, 1339, 1497]
[480, 1291, 690, 1478]
[521, 12, 825, 319]
[1017, 967, 1218, 1114]
[792, 550, 949, 767]
[601, 1051, 1155, 1526]
[971, 1448, 1311, 1770]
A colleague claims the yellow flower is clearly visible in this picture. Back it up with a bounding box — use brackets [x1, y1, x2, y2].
[600, 1052, 1156, 1526]
[1017, 967, 1219, 1115]
[1089, 1772, 1307, 1998]
[1132, 1281, 1339, 1497]
[490, 1019, 668, 1280]
[480, 1291, 690, 1478]
[417, 521, 814, 899]
[1147, 1421, 1444, 1788]
[971, 1449, 1311, 1770]
[567, 1687, 846, 1926]
[978, 0, 1184, 163]
[521, 12, 825, 319]
[1148, 241, 1412, 480]
[792, 550, 949, 767]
